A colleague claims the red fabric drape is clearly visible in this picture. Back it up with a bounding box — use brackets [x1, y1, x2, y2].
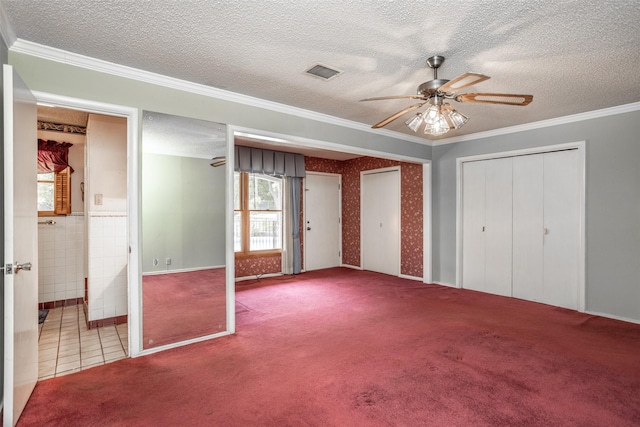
[37, 139, 74, 173]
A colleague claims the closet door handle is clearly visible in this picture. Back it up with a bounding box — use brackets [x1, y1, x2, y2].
[544, 228, 549, 235]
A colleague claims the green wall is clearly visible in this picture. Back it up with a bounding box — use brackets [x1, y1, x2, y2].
[142, 153, 226, 273]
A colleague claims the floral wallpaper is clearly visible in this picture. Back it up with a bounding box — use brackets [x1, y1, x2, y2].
[235, 155, 424, 279]
[337, 157, 423, 278]
[235, 254, 281, 278]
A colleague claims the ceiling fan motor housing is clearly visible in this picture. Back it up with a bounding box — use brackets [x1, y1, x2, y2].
[418, 79, 450, 97]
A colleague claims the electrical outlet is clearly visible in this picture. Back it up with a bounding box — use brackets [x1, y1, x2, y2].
[165, 258, 171, 265]
[153, 258, 158, 266]
[94, 194, 103, 205]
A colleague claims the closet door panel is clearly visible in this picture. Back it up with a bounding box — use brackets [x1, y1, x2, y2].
[362, 170, 400, 276]
[512, 154, 544, 302]
[484, 157, 513, 297]
[543, 150, 580, 309]
[462, 161, 486, 292]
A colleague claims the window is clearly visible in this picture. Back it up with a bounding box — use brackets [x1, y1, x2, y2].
[234, 172, 283, 255]
[37, 167, 71, 216]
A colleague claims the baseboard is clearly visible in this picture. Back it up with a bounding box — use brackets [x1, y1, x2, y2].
[585, 310, 640, 325]
[143, 265, 225, 276]
[399, 274, 423, 282]
[87, 314, 128, 330]
[341, 264, 362, 270]
[38, 297, 84, 310]
[235, 272, 283, 282]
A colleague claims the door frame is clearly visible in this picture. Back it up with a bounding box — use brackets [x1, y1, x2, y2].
[360, 166, 401, 276]
[455, 141, 586, 311]
[32, 91, 143, 356]
[303, 171, 342, 271]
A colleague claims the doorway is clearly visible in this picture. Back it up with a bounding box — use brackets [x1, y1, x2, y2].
[36, 106, 130, 377]
[32, 90, 141, 355]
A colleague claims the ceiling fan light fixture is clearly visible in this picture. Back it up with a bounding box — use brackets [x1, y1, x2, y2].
[404, 113, 424, 132]
[444, 107, 469, 129]
[423, 113, 450, 136]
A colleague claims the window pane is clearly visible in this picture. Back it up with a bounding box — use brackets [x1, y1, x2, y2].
[38, 182, 54, 211]
[248, 175, 282, 210]
[234, 211, 242, 252]
[234, 172, 241, 210]
[38, 172, 54, 181]
[249, 212, 282, 251]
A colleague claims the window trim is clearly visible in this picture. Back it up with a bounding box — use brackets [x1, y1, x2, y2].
[234, 171, 283, 258]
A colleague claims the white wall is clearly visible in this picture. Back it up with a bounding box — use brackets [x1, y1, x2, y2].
[37, 215, 84, 303]
[86, 114, 128, 321]
[86, 114, 127, 212]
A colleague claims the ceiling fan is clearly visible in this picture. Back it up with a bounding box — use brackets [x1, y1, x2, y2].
[360, 55, 533, 136]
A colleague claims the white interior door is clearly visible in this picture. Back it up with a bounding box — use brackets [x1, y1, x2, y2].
[462, 161, 486, 292]
[484, 157, 513, 297]
[304, 173, 341, 271]
[361, 169, 400, 276]
[543, 150, 580, 309]
[3, 64, 39, 426]
[512, 153, 544, 302]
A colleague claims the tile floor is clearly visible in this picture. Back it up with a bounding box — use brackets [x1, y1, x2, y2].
[38, 304, 128, 380]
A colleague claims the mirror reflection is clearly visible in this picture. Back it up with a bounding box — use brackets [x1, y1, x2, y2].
[141, 111, 227, 349]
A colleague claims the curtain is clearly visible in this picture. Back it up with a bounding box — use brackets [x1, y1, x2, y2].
[38, 139, 74, 173]
[281, 177, 302, 275]
[235, 146, 305, 177]
[281, 177, 294, 275]
[290, 177, 302, 274]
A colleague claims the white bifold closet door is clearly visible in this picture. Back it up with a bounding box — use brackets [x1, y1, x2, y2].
[361, 169, 400, 276]
[463, 149, 580, 309]
[513, 150, 580, 309]
[461, 157, 512, 296]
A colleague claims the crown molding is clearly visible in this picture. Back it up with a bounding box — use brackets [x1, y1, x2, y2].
[11, 39, 637, 149]
[10, 39, 429, 146]
[434, 102, 640, 146]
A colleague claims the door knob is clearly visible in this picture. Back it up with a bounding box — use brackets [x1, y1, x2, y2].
[14, 262, 32, 273]
[307, 227, 311, 231]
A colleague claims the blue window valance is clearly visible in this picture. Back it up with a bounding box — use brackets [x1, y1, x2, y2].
[234, 146, 305, 178]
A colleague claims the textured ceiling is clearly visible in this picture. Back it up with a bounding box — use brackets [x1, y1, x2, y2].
[37, 106, 88, 127]
[3, 0, 640, 141]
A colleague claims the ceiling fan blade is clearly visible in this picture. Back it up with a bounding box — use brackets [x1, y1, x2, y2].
[372, 102, 426, 129]
[456, 93, 533, 106]
[438, 72, 490, 93]
[360, 95, 425, 102]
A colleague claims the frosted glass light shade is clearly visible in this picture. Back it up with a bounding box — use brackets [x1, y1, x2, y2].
[404, 113, 424, 132]
[445, 108, 469, 129]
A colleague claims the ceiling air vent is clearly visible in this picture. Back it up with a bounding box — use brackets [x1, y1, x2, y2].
[305, 64, 342, 81]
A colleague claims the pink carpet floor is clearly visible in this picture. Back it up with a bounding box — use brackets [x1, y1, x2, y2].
[18, 268, 640, 426]
[142, 268, 226, 348]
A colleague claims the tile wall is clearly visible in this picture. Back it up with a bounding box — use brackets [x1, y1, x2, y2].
[38, 214, 85, 303]
[87, 213, 128, 322]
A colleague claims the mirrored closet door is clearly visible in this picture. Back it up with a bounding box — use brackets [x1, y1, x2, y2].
[141, 111, 227, 349]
